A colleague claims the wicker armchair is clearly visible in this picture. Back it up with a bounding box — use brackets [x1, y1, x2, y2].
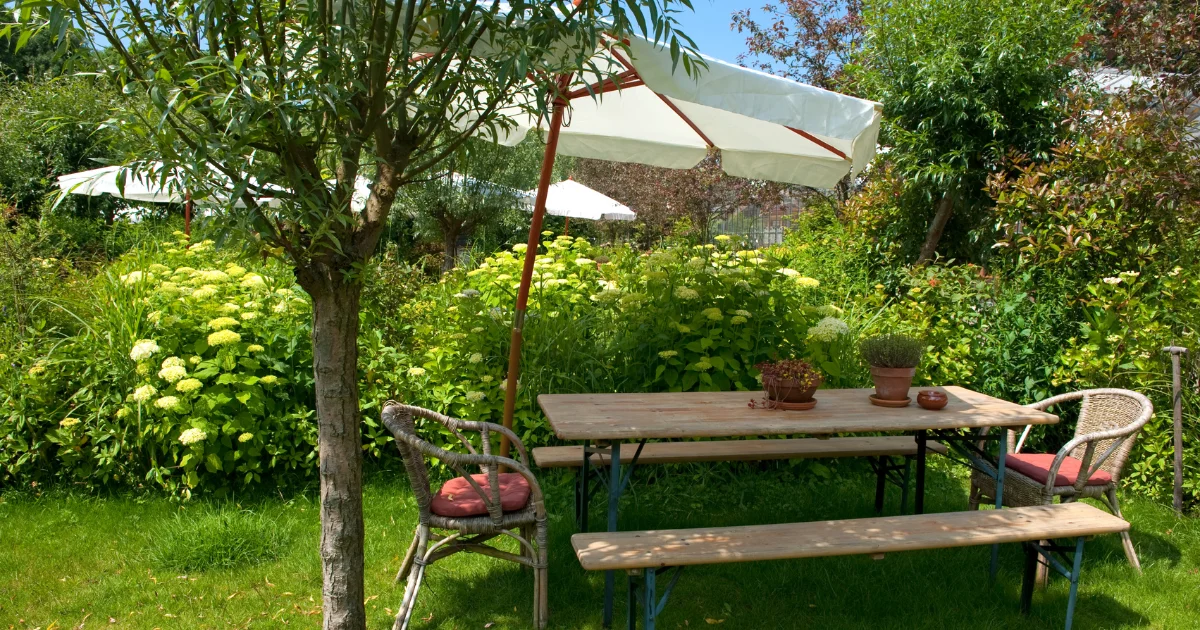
[969, 389, 1152, 572]
[382, 402, 549, 630]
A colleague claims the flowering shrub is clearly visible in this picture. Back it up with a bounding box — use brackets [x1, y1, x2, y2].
[1, 232, 315, 497]
[367, 233, 854, 447]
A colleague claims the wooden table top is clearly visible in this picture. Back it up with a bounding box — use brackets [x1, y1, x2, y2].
[538, 386, 1058, 441]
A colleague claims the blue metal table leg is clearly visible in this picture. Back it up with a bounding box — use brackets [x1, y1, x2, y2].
[914, 430, 928, 514]
[1065, 537, 1085, 630]
[990, 430, 1008, 581]
[602, 442, 622, 628]
[642, 567, 658, 630]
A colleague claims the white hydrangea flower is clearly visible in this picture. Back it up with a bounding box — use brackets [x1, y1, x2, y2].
[130, 339, 161, 362]
[178, 427, 207, 445]
[259, 375, 279, 385]
[673, 286, 700, 300]
[407, 367, 427, 377]
[807, 316, 850, 342]
[468, 353, 483, 364]
[778, 268, 800, 277]
[121, 270, 148, 285]
[465, 391, 486, 402]
[247, 344, 265, 353]
[133, 384, 157, 403]
[658, 350, 678, 359]
[208, 330, 242, 346]
[154, 396, 181, 410]
[161, 356, 186, 369]
[158, 365, 188, 383]
[225, 265, 247, 278]
[175, 378, 203, 393]
[207, 317, 239, 330]
[241, 274, 267, 289]
[1102, 277, 1122, 285]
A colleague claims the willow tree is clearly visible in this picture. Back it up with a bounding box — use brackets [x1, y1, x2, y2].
[12, 1, 696, 627]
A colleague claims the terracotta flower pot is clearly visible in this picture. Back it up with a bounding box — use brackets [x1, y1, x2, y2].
[870, 366, 916, 401]
[763, 376, 818, 403]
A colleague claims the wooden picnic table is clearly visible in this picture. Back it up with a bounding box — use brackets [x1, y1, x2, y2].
[539, 385, 1058, 627]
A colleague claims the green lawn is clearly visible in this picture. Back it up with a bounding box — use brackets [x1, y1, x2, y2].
[2, 461, 1197, 629]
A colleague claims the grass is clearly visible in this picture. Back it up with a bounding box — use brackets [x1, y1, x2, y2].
[142, 506, 293, 572]
[1, 460, 1198, 629]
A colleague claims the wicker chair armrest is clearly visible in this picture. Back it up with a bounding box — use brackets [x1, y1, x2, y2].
[384, 402, 531, 467]
[1044, 389, 1153, 492]
[446, 418, 532, 468]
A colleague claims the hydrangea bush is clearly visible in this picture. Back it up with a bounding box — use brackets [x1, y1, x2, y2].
[1, 233, 316, 497]
[370, 233, 855, 447]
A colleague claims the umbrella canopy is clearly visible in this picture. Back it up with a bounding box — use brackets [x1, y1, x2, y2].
[521, 179, 636, 222]
[493, 34, 883, 473]
[479, 34, 881, 188]
[57, 164, 188, 204]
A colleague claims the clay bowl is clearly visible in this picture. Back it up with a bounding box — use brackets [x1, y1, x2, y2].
[916, 390, 948, 410]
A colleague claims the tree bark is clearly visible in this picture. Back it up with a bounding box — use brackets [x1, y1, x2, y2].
[442, 228, 460, 272]
[302, 267, 367, 630]
[916, 193, 955, 264]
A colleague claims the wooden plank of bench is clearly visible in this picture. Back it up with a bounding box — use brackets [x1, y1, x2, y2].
[533, 436, 946, 468]
[571, 503, 1128, 571]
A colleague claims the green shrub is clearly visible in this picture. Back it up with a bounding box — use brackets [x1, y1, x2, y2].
[859, 334, 924, 368]
[143, 506, 292, 571]
[361, 232, 858, 447]
[1, 230, 317, 496]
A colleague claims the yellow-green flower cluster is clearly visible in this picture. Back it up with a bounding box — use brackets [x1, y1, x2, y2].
[176, 378, 203, 393]
[259, 375, 279, 385]
[701, 307, 723, 321]
[133, 384, 157, 403]
[208, 329, 242, 346]
[207, 317, 239, 330]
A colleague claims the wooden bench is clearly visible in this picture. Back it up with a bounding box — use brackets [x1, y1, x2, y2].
[572, 502, 1129, 630]
[533, 436, 947, 528]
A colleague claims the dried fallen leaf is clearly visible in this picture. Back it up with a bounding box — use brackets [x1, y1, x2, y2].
[485, 623, 495, 628]
[705, 619, 725, 625]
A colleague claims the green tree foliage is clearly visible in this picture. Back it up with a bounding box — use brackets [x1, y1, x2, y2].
[0, 77, 128, 219]
[852, 0, 1089, 263]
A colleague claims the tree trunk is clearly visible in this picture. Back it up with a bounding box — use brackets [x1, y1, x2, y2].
[916, 193, 955, 264]
[303, 268, 367, 630]
[442, 228, 460, 272]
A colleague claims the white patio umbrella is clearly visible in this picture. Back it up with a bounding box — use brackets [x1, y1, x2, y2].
[520, 178, 636, 233]
[480, 33, 883, 454]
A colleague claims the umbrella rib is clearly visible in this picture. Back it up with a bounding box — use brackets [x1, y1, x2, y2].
[786, 126, 850, 161]
[603, 44, 715, 149]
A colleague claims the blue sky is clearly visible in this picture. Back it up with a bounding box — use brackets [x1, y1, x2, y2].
[670, 0, 767, 64]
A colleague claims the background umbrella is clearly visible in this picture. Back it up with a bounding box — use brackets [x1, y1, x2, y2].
[520, 178, 636, 234]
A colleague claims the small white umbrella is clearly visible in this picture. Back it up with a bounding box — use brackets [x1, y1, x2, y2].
[520, 178, 636, 233]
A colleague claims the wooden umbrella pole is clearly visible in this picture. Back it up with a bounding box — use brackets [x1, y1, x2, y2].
[501, 79, 569, 459]
[184, 192, 193, 237]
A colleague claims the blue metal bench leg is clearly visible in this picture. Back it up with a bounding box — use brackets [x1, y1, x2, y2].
[626, 566, 683, 629]
[990, 432, 1007, 581]
[1021, 537, 1086, 630]
[1065, 537, 1085, 630]
[603, 441, 622, 628]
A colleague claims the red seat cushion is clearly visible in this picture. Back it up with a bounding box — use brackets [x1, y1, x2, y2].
[430, 473, 531, 518]
[1006, 453, 1113, 488]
